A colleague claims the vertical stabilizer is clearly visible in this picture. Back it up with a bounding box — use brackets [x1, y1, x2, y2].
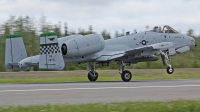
[39, 32, 65, 70]
[5, 34, 28, 70]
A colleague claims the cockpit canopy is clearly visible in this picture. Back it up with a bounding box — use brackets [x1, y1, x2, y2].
[148, 25, 178, 33]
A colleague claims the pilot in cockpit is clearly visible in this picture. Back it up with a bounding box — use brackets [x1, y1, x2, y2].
[153, 26, 162, 33]
[153, 26, 158, 32]
[150, 25, 178, 33]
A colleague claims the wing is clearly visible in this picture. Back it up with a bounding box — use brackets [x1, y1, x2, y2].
[95, 51, 125, 61]
[125, 42, 174, 55]
[95, 42, 174, 61]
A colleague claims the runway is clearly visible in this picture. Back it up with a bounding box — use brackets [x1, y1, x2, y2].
[0, 79, 200, 106]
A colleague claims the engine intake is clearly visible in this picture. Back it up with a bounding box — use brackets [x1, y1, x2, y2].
[61, 44, 67, 55]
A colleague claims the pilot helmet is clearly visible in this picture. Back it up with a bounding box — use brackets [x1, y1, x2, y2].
[158, 27, 161, 32]
[153, 26, 158, 31]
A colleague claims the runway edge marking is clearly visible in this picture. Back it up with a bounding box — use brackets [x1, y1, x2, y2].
[1, 85, 200, 93]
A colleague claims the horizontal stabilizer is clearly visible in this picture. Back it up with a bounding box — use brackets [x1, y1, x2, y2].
[8, 62, 19, 66]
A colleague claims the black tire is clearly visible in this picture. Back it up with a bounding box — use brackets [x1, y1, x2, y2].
[88, 71, 99, 82]
[166, 67, 174, 74]
[121, 70, 132, 82]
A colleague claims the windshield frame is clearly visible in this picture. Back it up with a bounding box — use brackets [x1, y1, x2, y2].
[149, 25, 179, 33]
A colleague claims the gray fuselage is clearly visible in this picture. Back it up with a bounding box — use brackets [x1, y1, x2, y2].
[62, 31, 194, 63]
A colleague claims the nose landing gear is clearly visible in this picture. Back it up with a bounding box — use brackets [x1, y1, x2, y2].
[160, 50, 174, 74]
[167, 66, 174, 74]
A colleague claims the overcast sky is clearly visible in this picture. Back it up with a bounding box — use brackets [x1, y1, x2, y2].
[0, 0, 200, 36]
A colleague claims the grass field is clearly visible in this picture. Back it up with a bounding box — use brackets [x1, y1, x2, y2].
[0, 68, 200, 83]
[0, 100, 200, 112]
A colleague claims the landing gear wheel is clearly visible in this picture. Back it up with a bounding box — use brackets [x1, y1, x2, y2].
[121, 70, 132, 82]
[88, 71, 99, 82]
[166, 67, 174, 74]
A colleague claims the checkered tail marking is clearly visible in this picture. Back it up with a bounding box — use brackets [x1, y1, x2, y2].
[40, 43, 60, 55]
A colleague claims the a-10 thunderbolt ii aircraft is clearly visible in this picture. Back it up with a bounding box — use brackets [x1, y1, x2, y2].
[5, 25, 196, 82]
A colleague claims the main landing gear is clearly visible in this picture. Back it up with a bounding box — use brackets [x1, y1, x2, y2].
[118, 61, 132, 82]
[160, 50, 174, 74]
[87, 61, 132, 82]
[88, 71, 98, 82]
[87, 62, 98, 82]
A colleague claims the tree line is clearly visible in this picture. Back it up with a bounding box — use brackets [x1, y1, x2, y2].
[0, 15, 200, 72]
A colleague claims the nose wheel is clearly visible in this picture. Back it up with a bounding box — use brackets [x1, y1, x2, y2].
[166, 66, 174, 74]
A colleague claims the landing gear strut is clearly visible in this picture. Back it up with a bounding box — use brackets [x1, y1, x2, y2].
[118, 61, 132, 82]
[160, 50, 174, 74]
[87, 62, 99, 82]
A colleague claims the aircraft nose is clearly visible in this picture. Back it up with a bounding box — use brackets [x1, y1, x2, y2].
[189, 36, 196, 47]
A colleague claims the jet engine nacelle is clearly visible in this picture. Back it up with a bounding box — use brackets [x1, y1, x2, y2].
[61, 34, 105, 57]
